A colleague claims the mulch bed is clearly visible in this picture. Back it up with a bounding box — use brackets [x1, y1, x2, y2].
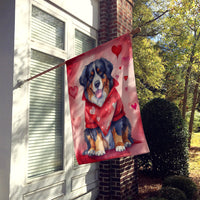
[137, 172, 162, 200]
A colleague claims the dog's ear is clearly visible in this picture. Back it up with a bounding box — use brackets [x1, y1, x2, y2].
[100, 58, 113, 79]
[79, 66, 87, 87]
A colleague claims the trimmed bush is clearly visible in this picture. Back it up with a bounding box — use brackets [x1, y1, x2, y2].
[140, 98, 189, 177]
[163, 175, 198, 200]
[159, 186, 187, 200]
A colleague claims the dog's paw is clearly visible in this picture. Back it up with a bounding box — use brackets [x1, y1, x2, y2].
[88, 149, 95, 156]
[95, 150, 105, 156]
[115, 145, 125, 152]
[124, 141, 132, 147]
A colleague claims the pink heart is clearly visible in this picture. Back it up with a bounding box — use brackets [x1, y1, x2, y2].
[112, 45, 122, 58]
[131, 103, 137, 110]
[69, 86, 78, 99]
[122, 56, 130, 61]
[125, 87, 128, 91]
[115, 74, 119, 79]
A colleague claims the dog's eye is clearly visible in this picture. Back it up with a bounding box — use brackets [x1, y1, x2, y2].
[97, 68, 103, 76]
[99, 71, 104, 77]
[89, 71, 94, 80]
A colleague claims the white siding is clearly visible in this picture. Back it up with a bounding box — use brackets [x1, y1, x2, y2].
[0, 0, 15, 199]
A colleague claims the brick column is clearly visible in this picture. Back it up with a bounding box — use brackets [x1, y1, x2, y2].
[99, 0, 134, 45]
[98, 0, 139, 200]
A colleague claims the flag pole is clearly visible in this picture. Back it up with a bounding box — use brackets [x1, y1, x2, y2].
[15, 61, 66, 88]
[131, 27, 141, 38]
[15, 27, 141, 88]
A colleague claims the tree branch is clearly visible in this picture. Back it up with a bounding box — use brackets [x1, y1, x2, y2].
[135, 75, 166, 94]
[140, 10, 169, 28]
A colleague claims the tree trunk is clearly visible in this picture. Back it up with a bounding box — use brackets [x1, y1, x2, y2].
[182, 32, 199, 119]
[182, 65, 192, 119]
[188, 73, 200, 148]
[197, 92, 200, 109]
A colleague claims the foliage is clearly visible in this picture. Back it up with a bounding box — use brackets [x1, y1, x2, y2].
[132, 0, 168, 37]
[132, 0, 166, 107]
[132, 38, 165, 107]
[160, 0, 200, 140]
[132, 0, 200, 145]
[162, 175, 198, 200]
[159, 186, 187, 200]
[140, 98, 189, 177]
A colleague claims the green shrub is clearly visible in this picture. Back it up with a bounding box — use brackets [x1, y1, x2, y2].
[140, 98, 189, 177]
[163, 175, 198, 200]
[159, 186, 187, 200]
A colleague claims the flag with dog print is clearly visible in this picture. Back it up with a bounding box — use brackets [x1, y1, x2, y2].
[66, 33, 149, 164]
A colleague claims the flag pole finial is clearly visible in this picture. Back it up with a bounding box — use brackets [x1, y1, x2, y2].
[131, 27, 141, 38]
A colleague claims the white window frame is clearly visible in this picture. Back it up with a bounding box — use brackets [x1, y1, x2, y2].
[11, 0, 99, 199]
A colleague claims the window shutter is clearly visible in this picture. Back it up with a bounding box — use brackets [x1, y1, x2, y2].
[31, 6, 65, 50]
[73, 30, 96, 167]
[75, 29, 96, 56]
[28, 6, 65, 179]
[28, 50, 64, 178]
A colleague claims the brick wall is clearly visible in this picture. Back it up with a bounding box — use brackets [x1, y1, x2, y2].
[98, 0, 139, 199]
[99, 0, 134, 44]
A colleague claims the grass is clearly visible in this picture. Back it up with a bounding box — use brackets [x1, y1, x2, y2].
[189, 132, 200, 191]
[190, 132, 200, 146]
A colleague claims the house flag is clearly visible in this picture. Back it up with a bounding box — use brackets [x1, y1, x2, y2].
[66, 33, 149, 164]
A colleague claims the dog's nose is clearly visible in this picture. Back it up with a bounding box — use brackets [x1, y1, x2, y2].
[94, 80, 100, 88]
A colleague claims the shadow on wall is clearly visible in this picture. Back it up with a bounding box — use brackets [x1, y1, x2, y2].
[11, 48, 65, 199]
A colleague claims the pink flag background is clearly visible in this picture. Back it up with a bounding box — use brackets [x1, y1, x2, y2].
[66, 33, 149, 164]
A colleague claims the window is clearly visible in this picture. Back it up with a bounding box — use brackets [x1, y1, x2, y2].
[75, 29, 96, 56]
[28, 6, 65, 178]
[31, 6, 65, 50]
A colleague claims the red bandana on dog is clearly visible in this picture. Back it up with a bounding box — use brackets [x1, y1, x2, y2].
[83, 79, 125, 136]
[66, 33, 149, 164]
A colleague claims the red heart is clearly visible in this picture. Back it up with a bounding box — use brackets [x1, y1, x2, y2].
[131, 103, 137, 110]
[112, 45, 122, 58]
[124, 76, 128, 81]
[119, 66, 122, 70]
[69, 86, 78, 99]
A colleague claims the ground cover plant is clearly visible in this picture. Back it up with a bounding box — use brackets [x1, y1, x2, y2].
[162, 176, 198, 200]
